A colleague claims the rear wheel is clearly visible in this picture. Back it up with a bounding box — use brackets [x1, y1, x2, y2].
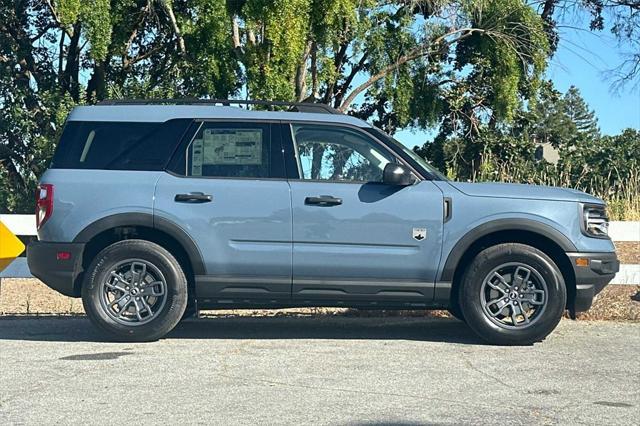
[82, 239, 187, 341]
[460, 243, 566, 345]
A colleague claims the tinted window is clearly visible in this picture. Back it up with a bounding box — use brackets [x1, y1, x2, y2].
[177, 122, 273, 178]
[291, 124, 394, 182]
[51, 119, 191, 170]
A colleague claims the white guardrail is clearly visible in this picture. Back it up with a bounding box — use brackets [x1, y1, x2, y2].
[1, 215, 638, 284]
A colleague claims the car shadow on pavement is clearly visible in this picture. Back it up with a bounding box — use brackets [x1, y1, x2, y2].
[0, 315, 484, 344]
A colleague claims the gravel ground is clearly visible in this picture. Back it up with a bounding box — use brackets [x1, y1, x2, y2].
[2, 278, 638, 321]
[0, 316, 638, 425]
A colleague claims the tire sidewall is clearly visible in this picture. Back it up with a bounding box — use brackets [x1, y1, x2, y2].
[461, 244, 566, 345]
[82, 240, 187, 341]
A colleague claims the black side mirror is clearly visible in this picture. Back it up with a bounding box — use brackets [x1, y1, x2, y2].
[383, 163, 415, 186]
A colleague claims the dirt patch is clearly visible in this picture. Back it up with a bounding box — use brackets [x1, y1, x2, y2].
[615, 241, 640, 264]
[1, 278, 638, 321]
[0, 278, 84, 315]
[574, 285, 640, 321]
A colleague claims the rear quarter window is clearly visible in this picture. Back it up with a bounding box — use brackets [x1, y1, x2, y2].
[51, 119, 191, 170]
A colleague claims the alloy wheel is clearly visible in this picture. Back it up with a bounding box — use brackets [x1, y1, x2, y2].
[99, 259, 168, 326]
[480, 262, 548, 329]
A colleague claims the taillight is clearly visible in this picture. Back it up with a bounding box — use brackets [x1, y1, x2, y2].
[36, 183, 54, 230]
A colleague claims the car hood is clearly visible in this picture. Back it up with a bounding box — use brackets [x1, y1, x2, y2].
[448, 181, 603, 203]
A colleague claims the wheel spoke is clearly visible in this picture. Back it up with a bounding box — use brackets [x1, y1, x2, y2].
[130, 262, 147, 287]
[512, 266, 531, 289]
[131, 298, 144, 320]
[111, 293, 129, 308]
[105, 272, 129, 292]
[140, 281, 165, 297]
[520, 289, 545, 305]
[487, 273, 510, 294]
[510, 305, 519, 325]
[486, 299, 510, 317]
[513, 303, 530, 325]
[116, 299, 133, 316]
[140, 297, 154, 316]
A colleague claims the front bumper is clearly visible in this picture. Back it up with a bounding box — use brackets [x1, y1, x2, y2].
[27, 241, 85, 297]
[566, 252, 619, 312]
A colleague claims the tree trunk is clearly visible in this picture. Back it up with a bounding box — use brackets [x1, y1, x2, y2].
[311, 144, 325, 180]
[161, 0, 186, 56]
[310, 41, 318, 99]
[62, 22, 82, 102]
[295, 41, 312, 102]
[86, 60, 107, 102]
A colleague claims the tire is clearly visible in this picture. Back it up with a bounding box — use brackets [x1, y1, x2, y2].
[180, 298, 199, 321]
[82, 239, 188, 342]
[447, 302, 466, 323]
[460, 243, 566, 345]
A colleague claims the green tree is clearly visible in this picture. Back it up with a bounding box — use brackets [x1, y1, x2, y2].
[415, 81, 602, 181]
[513, 82, 568, 147]
[230, 0, 550, 132]
[0, 0, 552, 212]
[562, 86, 599, 142]
[0, 1, 75, 213]
[1, 0, 241, 213]
[515, 83, 599, 148]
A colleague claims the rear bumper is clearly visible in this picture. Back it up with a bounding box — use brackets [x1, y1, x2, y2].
[566, 252, 619, 312]
[27, 241, 85, 297]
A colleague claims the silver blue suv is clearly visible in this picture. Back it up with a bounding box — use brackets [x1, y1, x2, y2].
[27, 100, 619, 344]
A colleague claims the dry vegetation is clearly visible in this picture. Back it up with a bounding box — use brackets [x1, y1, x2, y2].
[474, 161, 640, 221]
[1, 278, 637, 321]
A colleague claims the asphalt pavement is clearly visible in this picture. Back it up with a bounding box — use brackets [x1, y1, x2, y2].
[0, 316, 638, 425]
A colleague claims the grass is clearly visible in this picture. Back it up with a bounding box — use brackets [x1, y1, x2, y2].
[471, 157, 640, 220]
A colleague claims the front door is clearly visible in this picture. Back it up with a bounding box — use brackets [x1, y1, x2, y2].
[285, 123, 444, 304]
[155, 121, 292, 301]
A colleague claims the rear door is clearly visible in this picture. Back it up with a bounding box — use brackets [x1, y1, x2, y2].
[283, 122, 444, 304]
[155, 120, 292, 301]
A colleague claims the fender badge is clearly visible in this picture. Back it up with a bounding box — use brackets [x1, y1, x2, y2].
[412, 228, 427, 241]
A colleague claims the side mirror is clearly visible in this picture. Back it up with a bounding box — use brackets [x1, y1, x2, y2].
[383, 163, 415, 186]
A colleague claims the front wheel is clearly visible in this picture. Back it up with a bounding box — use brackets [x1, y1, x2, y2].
[460, 243, 566, 345]
[82, 239, 188, 342]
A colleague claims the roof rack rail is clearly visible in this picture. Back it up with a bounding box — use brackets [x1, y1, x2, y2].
[96, 98, 342, 114]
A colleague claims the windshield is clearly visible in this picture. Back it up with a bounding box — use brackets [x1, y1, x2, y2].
[365, 128, 448, 181]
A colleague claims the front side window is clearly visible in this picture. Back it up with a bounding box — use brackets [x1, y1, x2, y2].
[183, 122, 271, 178]
[291, 124, 394, 182]
[364, 127, 446, 180]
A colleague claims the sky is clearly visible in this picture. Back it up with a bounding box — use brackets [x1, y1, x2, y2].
[394, 16, 640, 149]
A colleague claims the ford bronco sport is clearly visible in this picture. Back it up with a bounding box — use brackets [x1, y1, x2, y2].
[27, 99, 619, 344]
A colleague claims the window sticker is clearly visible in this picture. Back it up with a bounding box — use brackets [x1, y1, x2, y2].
[191, 139, 203, 176]
[202, 129, 262, 165]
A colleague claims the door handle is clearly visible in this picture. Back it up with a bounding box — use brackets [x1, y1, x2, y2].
[174, 192, 213, 203]
[305, 195, 343, 206]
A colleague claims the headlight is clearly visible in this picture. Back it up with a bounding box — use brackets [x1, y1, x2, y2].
[580, 203, 609, 238]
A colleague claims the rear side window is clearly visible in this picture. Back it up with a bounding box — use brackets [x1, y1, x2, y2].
[169, 121, 285, 179]
[51, 119, 191, 170]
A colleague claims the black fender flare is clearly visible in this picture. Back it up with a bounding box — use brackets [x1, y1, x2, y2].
[439, 218, 577, 282]
[73, 212, 206, 275]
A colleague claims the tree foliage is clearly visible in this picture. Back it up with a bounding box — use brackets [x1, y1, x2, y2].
[0, 0, 633, 213]
[414, 81, 639, 210]
[538, 0, 640, 88]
